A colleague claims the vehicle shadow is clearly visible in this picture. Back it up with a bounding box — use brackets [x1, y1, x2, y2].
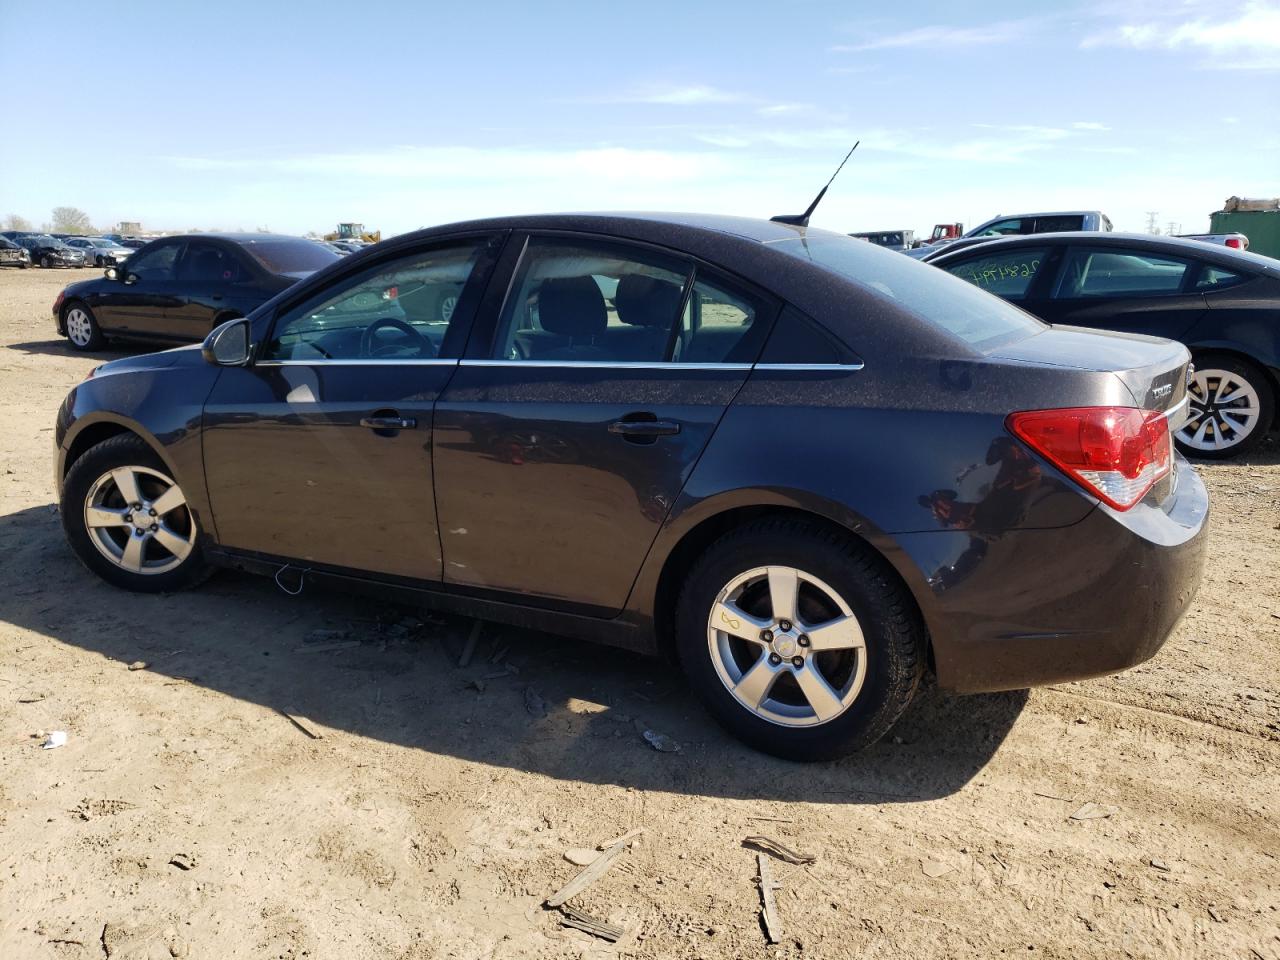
[5, 339, 164, 360]
[0, 501, 1027, 804]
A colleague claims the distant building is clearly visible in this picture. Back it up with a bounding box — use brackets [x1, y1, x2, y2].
[116, 221, 142, 235]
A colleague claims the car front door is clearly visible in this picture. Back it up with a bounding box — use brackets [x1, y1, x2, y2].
[432, 233, 776, 615]
[200, 234, 502, 581]
[97, 240, 187, 337]
[1035, 245, 1206, 338]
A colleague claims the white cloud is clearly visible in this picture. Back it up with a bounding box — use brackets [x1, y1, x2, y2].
[1081, 0, 1280, 69]
[1072, 121, 1110, 131]
[835, 18, 1036, 51]
[588, 84, 744, 105]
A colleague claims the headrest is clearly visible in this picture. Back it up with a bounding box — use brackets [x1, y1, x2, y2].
[615, 274, 682, 328]
[536, 277, 607, 338]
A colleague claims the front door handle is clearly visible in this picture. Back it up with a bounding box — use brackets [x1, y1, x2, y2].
[361, 415, 417, 430]
[608, 419, 681, 438]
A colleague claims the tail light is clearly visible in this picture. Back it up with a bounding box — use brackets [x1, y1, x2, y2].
[1225, 237, 1244, 249]
[1007, 406, 1172, 511]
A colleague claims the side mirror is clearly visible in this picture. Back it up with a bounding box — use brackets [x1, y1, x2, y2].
[104, 267, 118, 280]
[202, 317, 251, 366]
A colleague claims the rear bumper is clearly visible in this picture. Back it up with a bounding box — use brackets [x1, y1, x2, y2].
[897, 459, 1209, 693]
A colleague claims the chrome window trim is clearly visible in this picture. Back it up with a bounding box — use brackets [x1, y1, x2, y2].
[754, 362, 865, 372]
[458, 359, 754, 371]
[254, 359, 459, 367]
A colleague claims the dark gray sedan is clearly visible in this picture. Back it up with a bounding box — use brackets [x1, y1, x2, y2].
[53, 214, 1208, 758]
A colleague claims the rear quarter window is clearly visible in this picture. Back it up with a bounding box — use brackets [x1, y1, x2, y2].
[769, 234, 1044, 351]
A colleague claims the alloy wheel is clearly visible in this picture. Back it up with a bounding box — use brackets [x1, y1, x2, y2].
[65, 308, 93, 347]
[706, 565, 867, 727]
[1179, 368, 1261, 453]
[83, 465, 196, 575]
[441, 294, 458, 323]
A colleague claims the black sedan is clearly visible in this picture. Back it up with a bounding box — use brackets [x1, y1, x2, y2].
[52, 233, 342, 351]
[929, 233, 1280, 457]
[54, 214, 1207, 758]
[16, 234, 87, 269]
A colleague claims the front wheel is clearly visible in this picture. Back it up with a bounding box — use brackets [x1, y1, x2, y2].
[61, 435, 210, 593]
[41, 254, 53, 268]
[63, 302, 105, 351]
[675, 518, 925, 760]
[1177, 354, 1274, 458]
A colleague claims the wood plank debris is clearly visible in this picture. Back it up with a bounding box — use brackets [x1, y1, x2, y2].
[597, 827, 644, 850]
[281, 712, 323, 739]
[545, 836, 630, 908]
[1069, 802, 1118, 821]
[756, 852, 783, 944]
[744, 835, 816, 865]
[557, 905, 623, 942]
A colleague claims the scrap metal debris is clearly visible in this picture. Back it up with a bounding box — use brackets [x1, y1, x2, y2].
[743, 836, 817, 865]
[41, 731, 67, 750]
[634, 720, 680, 752]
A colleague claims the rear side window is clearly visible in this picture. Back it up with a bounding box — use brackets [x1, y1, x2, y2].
[675, 273, 770, 364]
[943, 247, 1048, 300]
[1033, 215, 1084, 232]
[1053, 248, 1191, 298]
[1194, 264, 1248, 292]
[759, 306, 855, 364]
[972, 218, 1031, 238]
[492, 238, 691, 363]
[770, 234, 1044, 351]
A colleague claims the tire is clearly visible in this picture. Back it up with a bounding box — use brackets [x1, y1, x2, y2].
[41, 254, 52, 268]
[61, 434, 211, 593]
[675, 518, 925, 760]
[63, 301, 105, 351]
[1177, 353, 1274, 459]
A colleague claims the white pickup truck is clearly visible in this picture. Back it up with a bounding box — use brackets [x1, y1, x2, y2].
[1177, 232, 1250, 251]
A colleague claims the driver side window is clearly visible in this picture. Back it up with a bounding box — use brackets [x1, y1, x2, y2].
[263, 241, 486, 362]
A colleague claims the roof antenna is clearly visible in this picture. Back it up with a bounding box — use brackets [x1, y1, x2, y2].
[770, 142, 859, 227]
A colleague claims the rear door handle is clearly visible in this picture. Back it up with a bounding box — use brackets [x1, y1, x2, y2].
[361, 416, 417, 430]
[608, 419, 681, 438]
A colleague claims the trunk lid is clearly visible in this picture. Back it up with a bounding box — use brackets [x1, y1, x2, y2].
[992, 324, 1190, 423]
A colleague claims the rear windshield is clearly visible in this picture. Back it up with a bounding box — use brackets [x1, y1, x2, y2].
[769, 234, 1045, 350]
[238, 239, 341, 275]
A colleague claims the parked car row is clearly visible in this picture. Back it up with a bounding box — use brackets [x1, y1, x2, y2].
[0, 231, 142, 268]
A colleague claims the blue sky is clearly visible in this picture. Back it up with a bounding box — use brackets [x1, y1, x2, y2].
[1, 0, 1277, 237]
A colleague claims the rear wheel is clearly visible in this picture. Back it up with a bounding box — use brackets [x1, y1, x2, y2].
[1178, 354, 1274, 458]
[41, 254, 53, 268]
[63, 302, 105, 351]
[675, 518, 925, 760]
[61, 435, 210, 593]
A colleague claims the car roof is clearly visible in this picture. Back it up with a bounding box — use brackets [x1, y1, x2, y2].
[929, 231, 1280, 278]
[414, 211, 813, 244]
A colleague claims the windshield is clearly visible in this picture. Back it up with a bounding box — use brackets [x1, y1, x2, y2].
[25, 235, 63, 247]
[239, 239, 341, 275]
[90, 238, 121, 248]
[769, 233, 1045, 351]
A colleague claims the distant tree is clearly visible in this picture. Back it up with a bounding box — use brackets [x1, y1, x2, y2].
[51, 206, 94, 234]
[3, 213, 33, 231]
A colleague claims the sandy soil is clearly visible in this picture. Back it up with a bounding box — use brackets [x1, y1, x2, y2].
[0, 266, 1277, 960]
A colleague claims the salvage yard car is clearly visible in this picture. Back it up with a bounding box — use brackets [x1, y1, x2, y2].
[930, 232, 1279, 458]
[0, 236, 31, 268]
[14, 234, 86, 268]
[62, 236, 135, 267]
[52, 233, 341, 350]
[53, 213, 1208, 759]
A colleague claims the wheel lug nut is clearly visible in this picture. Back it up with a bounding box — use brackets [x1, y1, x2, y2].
[150, 524, 158, 532]
[792, 656, 804, 668]
[768, 653, 782, 666]
[148, 508, 157, 517]
[778, 619, 792, 632]
[134, 528, 144, 536]
[760, 629, 774, 643]
[798, 634, 810, 647]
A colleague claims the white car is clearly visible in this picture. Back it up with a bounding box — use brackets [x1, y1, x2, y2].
[63, 237, 134, 267]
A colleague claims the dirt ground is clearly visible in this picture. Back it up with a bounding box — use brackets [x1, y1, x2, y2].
[0, 266, 1276, 960]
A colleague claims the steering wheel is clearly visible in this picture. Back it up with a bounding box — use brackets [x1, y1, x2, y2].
[359, 317, 435, 359]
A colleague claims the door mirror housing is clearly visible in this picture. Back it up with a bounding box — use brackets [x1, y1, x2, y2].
[202, 317, 251, 366]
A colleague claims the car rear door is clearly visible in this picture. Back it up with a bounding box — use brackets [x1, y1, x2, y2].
[1034, 244, 1206, 338]
[167, 240, 252, 340]
[432, 232, 777, 615]
[201, 233, 503, 582]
